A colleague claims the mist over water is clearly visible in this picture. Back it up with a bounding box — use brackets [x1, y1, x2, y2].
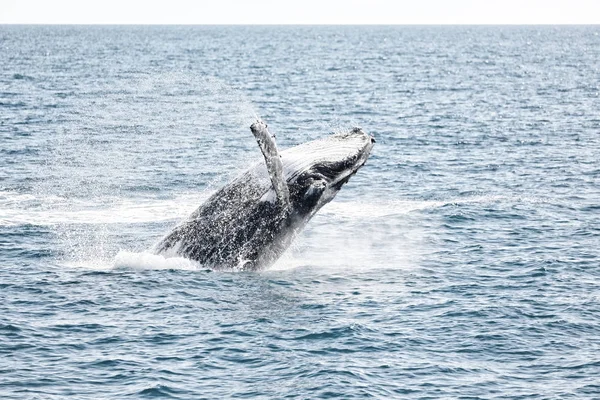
[1, 25, 600, 398]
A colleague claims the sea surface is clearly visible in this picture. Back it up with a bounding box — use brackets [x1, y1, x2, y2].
[1, 25, 599, 399]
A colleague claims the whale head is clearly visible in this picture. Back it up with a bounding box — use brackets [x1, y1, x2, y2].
[282, 127, 375, 217]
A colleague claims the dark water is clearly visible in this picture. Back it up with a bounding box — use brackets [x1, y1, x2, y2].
[1, 25, 600, 398]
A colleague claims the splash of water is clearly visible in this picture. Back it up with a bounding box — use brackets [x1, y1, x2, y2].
[3, 178, 547, 272]
[28, 74, 259, 267]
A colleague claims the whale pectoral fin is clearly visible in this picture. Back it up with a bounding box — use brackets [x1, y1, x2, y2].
[251, 120, 291, 210]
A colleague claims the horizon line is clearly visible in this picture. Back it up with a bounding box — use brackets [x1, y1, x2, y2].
[2, 23, 600, 26]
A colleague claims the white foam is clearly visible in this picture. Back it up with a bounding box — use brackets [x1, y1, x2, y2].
[319, 195, 547, 219]
[59, 251, 201, 271]
[0, 191, 37, 205]
[271, 195, 544, 272]
[113, 251, 201, 271]
[0, 190, 208, 227]
[320, 199, 447, 218]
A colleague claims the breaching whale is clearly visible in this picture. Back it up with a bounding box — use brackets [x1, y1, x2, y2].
[153, 121, 375, 270]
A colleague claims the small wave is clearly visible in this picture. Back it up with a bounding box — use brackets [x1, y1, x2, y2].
[12, 73, 34, 80]
[0, 191, 38, 205]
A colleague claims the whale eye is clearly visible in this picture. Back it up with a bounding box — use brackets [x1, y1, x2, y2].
[302, 178, 326, 204]
[305, 179, 325, 196]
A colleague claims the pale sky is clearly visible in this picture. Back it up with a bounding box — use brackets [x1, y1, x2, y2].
[1, 0, 600, 25]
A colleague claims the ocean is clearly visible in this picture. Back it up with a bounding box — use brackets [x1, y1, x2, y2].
[1, 25, 599, 398]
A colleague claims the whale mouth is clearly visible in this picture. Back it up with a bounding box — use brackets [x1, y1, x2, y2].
[327, 132, 375, 190]
[331, 171, 356, 190]
[329, 149, 372, 190]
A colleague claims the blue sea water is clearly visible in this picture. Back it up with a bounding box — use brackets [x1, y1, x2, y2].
[1, 25, 600, 398]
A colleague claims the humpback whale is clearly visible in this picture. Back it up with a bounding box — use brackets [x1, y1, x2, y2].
[153, 121, 375, 270]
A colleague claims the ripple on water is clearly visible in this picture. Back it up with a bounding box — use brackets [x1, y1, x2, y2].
[1, 25, 600, 399]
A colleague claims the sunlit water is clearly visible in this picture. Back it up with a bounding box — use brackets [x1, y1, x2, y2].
[1, 26, 599, 398]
